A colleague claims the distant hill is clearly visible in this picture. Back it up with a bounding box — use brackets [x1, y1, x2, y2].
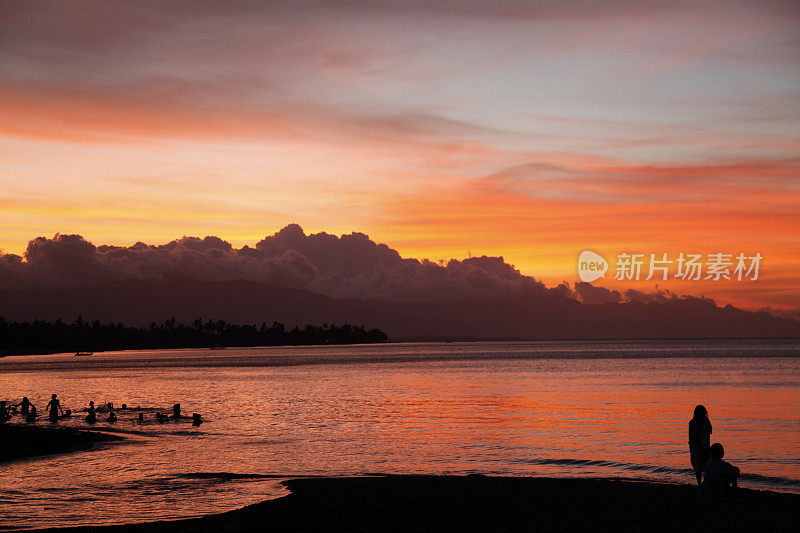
[1, 279, 798, 340]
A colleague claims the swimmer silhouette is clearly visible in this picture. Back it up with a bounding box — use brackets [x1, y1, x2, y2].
[85, 401, 97, 424]
[46, 394, 64, 422]
[19, 397, 31, 416]
[689, 404, 713, 485]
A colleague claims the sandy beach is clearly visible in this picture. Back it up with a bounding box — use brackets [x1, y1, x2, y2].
[2, 425, 798, 531]
[27, 475, 800, 532]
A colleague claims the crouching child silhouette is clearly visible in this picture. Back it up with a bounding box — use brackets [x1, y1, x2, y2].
[701, 443, 740, 496]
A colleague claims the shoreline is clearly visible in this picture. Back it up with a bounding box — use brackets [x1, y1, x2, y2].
[29, 474, 800, 532]
[0, 424, 124, 463]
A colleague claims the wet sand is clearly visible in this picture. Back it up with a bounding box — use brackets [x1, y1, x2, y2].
[30, 475, 800, 532]
[0, 424, 123, 463]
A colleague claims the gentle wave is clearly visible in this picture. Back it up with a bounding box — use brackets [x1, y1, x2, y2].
[1, 342, 797, 530]
[173, 462, 800, 490]
[520, 457, 800, 488]
[2, 339, 800, 372]
[4, 352, 800, 372]
[176, 472, 289, 480]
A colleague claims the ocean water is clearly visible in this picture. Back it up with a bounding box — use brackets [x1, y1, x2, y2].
[1, 339, 799, 530]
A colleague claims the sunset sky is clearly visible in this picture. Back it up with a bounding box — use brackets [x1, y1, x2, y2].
[1, 0, 798, 310]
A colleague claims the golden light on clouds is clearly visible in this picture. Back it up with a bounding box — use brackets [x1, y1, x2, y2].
[1, 0, 798, 311]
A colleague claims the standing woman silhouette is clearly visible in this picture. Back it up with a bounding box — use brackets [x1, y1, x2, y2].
[689, 404, 713, 485]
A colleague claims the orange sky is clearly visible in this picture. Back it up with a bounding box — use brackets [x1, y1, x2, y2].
[1, 1, 798, 311]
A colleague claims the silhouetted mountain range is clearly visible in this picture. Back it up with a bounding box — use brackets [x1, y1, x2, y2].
[1, 278, 797, 340]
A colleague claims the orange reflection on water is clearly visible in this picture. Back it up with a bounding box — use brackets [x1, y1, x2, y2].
[0, 341, 798, 530]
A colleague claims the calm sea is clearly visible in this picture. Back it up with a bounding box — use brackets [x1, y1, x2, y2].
[1, 339, 799, 530]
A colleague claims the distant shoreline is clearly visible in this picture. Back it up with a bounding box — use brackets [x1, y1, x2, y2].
[29, 475, 800, 532]
[0, 318, 388, 357]
[392, 335, 800, 343]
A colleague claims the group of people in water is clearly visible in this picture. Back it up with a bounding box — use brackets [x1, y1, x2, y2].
[3, 397, 741, 495]
[0, 394, 203, 426]
[689, 404, 740, 496]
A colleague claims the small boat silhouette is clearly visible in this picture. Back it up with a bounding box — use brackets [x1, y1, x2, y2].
[74, 351, 93, 356]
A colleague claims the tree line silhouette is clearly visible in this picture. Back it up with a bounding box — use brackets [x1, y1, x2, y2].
[0, 316, 388, 356]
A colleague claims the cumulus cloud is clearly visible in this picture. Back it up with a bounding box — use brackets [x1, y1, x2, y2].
[757, 306, 800, 321]
[574, 282, 622, 304]
[0, 225, 555, 301]
[573, 282, 719, 307]
[0, 226, 744, 307]
[622, 287, 719, 306]
[624, 288, 672, 304]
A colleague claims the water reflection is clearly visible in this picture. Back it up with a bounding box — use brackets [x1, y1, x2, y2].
[0, 340, 798, 530]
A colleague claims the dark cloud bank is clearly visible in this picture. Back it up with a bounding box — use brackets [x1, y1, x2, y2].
[0, 224, 552, 301]
[1, 225, 798, 339]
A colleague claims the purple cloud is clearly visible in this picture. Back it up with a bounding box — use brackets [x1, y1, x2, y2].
[0, 225, 553, 301]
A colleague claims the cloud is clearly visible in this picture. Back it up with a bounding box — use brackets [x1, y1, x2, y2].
[252, 224, 553, 300]
[573, 282, 722, 307]
[4, 225, 741, 308]
[1, 0, 797, 317]
[482, 157, 800, 204]
[0, 225, 554, 301]
[574, 282, 622, 304]
[757, 306, 800, 321]
[621, 287, 719, 306]
[624, 288, 672, 303]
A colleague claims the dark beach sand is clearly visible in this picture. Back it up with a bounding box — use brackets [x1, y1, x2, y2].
[4, 426, 796, 532]
[30, 475, 800, 532]
[0, 424, 123, 463]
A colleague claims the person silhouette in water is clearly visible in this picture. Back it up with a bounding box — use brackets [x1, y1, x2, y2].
[85, 401, 97, 424]
[46, 394, 64, 422]
[19, 397, 32, 416]
[689, 404, 713, 485]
